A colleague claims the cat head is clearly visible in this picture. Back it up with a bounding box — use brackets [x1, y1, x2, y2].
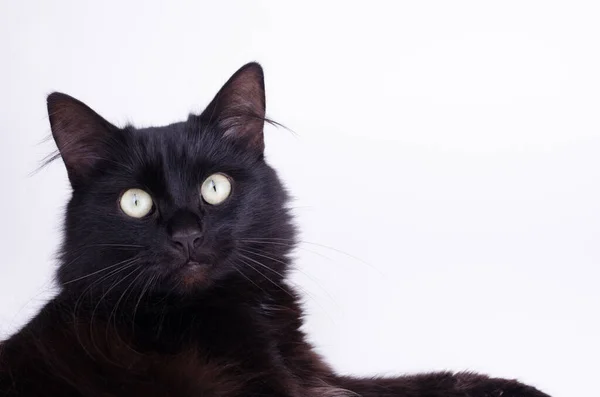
[47, 63, 295, 299]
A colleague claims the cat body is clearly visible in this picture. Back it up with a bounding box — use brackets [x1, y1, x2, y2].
[0, 63, 549, 397]
[1, 280, 336, 396]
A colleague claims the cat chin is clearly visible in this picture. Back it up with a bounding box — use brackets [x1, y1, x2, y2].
[177, 262, 211, 287]
[157, 261, 218, 294]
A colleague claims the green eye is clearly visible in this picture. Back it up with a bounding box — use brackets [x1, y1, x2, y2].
[120, 189, 153, 218]
[200, 173, 232, 205]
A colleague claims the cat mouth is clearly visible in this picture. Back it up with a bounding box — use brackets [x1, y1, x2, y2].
[177, 261, 211, 286]
[185, 260, 208, 267]
[179, 251, 214, 269]
[178, 260, 212, 274]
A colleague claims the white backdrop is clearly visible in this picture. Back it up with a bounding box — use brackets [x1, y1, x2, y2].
[1, 2, 599, 396]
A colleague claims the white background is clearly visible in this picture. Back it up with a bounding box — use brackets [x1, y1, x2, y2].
[1, 2, 598, 396]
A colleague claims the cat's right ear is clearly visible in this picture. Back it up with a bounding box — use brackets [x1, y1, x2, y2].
[47, 92, 116, 187]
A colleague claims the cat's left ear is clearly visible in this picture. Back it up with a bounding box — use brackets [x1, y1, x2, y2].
[47, 92, 117, 187]
[200, 62, 266, 153]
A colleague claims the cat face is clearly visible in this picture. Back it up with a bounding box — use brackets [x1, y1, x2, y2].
[48, 63, 295, 298]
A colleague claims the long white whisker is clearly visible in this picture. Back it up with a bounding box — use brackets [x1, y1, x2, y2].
[231, 265, 266, 294]
[133, 273, 156, 325]
[88, 265, 140, 364]
[63, 257, 142, 286]
[239, 247, 339, 307]
[237, 257, 293, 298]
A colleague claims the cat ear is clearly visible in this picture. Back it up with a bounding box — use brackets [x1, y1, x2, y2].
[47, 92, 116, 186]
[200, 62, 266, 152]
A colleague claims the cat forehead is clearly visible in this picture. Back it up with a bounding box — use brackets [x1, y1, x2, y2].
[125, 120, 243, 172]
[119, 123, 217, 200]
[129, 121, 208, 157]
[132, 121, 189, 143]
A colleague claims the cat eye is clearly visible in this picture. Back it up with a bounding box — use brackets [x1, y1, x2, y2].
[119, 188, 154, 218]
[200, 173, 232, 205]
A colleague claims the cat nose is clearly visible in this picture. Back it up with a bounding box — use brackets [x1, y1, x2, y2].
[171, 229, 203, 255]
[167, 210, 203, 256]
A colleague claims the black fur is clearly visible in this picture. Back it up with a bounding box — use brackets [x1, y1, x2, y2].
[0, 63, 550, 397]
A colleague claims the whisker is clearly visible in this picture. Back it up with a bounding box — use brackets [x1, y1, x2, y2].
[108, 267, 146, 355]
[133, 274, 156, 325]
[64, 243, 144, 257]
[70, 257, 140, 362]
[236, 256, 335, 322]
[89, 264, 140, 365]
[238, 253, 286, 279]
[239, 253, 333, 306]
[238, 247, 339, 307]
[110, 267, 145, 326]
[74, 259, 140, 328]
[241, 237, 366, 261]
[239, 238, 382, 275]
[62, 257, 142, 286]
[238, 239, 333, 261]
[237, 257, 294, 298]
[85, 243, 144, 248]
[73, 258, 141, 314]
[231, 265, 266, 294]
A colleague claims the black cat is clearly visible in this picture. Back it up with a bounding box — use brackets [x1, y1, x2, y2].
[0, 63, 550, 397]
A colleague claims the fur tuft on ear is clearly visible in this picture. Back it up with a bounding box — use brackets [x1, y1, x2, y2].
[200, 62, 266, 152]
[47, 92, 117, 186]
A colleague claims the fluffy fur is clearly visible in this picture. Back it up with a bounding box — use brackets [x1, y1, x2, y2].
[0, 63, 550, 397]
